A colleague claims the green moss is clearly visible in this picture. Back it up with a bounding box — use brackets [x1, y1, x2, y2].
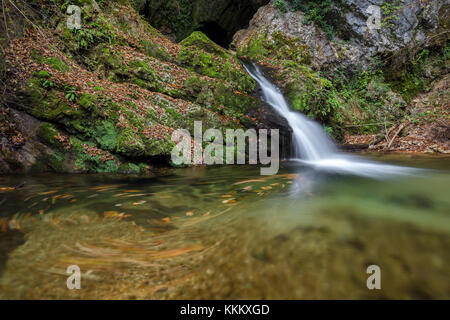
[141, 40, 172, 62]
[181, 75, 256, 117]
[387, 72, 426, 102]
[25, 78, 79, 121]
[30, 49, 44, 62]
[32, 151, 68, 173]
[69, 136, 119, 173]
[178, 33, 255, 92]
[128, 59, 161, 90]
[94, 120, 118, 151]
[237, 34, 270, 62]
[237, 32, 311, 65]
[116, 128, 145, 156]
[45, 57, 70, 72]
[180, 31, 228, 57]
[384, 44, 448, 102]
[78, 93, 101, 115]
[214, 83, 256, 115]
[37, 122, 59, 145]
[118, 162, 143, 174]
[142, 136, 175, 157]
[37, 70, 51, 79]
[66, 15, 116, 52]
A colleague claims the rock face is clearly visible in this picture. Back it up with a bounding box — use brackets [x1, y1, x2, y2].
[0, 109, 53, 174]
[233, 0, 449, 72]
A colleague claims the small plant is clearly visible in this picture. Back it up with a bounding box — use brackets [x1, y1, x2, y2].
[64, 85, 78, 102]
[70, 15, 115, 51]
[41, 79, 55, 89]
[274, 0, 288, 13]
[381, 0, 402, 28]
[287, 0, 338, 39]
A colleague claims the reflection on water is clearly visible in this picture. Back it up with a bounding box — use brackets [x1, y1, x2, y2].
[0, 155, 449, 299]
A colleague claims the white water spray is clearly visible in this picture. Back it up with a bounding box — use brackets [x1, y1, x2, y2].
[243, 62, 416, 178]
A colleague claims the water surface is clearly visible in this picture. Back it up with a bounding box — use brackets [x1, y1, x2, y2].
[0, 154, 449, 299]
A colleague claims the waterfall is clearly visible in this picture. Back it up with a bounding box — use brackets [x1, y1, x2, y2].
[243, 62, 417, 178]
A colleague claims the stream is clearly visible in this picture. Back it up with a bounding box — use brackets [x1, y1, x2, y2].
[0, 64, 449, 299]
[0, 155, 449, 299]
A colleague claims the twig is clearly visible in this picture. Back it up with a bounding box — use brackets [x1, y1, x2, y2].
[2, 0, 10, 41]
[386, 122, 406, 150]
[7, 0, 43, 33]
[384, 119, 391, 145]
[341, 121, 394, 128]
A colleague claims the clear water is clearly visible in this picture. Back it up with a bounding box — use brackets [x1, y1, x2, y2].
[0, 155, 449, 299]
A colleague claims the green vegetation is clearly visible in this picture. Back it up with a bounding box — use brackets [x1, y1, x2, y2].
[237, 31, 311, 65]
[274, 0, 340, 39]
[381, 0, 402, 28]
[274, 0, 288, 13]
[384, 44, 449, 102]
[178, 32, 255, 93]
[144, 0, 194, 41]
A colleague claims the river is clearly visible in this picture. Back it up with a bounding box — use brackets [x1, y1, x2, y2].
[0, 154, 449, 299]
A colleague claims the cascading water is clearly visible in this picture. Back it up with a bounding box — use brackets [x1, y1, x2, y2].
[243, 62, 417, 178]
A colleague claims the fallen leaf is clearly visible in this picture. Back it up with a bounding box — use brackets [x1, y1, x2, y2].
[162, 217, 172, 224]
[0, 187, 15, 192]
[222, 199, 236, 204]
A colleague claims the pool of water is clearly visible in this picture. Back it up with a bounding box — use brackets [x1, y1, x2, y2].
[0, 154, 449, 299]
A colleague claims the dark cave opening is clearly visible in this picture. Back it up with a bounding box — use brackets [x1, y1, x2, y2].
[140, 1, 271, 47]
[198, 0, 270, 48]
[196, 21, 230, 48]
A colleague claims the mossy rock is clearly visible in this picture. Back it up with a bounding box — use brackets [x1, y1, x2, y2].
[94, 120, 118, 151]
[178, 32, 255, 92]
[78, 93, 102, 115]
[237, 31, 311, 66]
[116, 128, 145, 156]
[69, 136, 119, 173]
[32, 151, 68, 173]
[180, 31, 228, 57]
[142, 137, 175, 157]
[117, 162, 147, 174]
[37, 122, 59, 146]
[141, 40, 173, 62]
[25, 78, 80, 121]
[45, 57, 70, 72]
[128, 59, 162, 90]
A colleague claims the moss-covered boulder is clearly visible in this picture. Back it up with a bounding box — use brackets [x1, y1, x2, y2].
[178, 32, 255, 92]
[24, 79, 79, 121]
